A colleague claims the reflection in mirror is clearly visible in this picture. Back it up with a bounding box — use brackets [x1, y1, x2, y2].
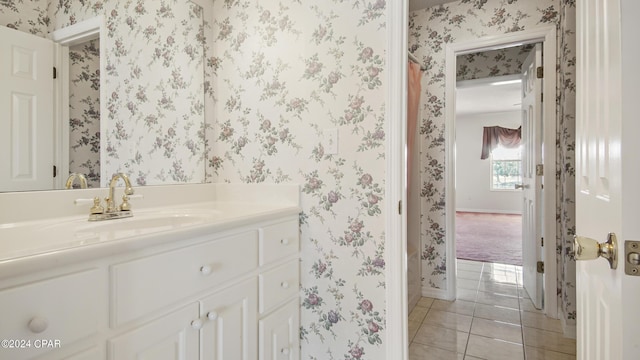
[0, 0, 211, 192]
[69, 39, 101, 188]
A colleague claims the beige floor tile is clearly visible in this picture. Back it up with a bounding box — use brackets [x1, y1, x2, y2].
[413, 324, 470, 353]
[431, 299, 476, 316]
[409, 306, 429, 322]
[473, 303, 521, 325]
[458, 269, 482, 280]
[519, 297, 544, 314]
[478, 281, 518, 297]
[457, 278, 480, 290]
[475, 290, 519, 309]
[463, 356, 484, 360]
[409, 342, 464, 360]
[416, 297, 435, 308]
[517, 287, 529, 299]
[516, 272, 523, 285]
[457, 261, 484, 272]
[520, 311, 563, 333]
[480, 271, 518, 285]
[470, 317, 523, 344]
[424, 309, 473, 332]
[408, 320, 421, 343]
[525, 346, 577, 360]
[465, 334, 524, 360]
[483, 263, 516, 272]
[456, 288, 478, 302]
[523, 327, 576, 355]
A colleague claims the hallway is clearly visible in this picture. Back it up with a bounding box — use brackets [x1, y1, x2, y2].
[408, 260, 576, 359]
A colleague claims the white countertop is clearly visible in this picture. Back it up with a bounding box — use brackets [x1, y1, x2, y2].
[0, 183, 300, 279]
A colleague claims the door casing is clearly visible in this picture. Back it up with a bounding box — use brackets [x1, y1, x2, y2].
[443, 27, 558, 318]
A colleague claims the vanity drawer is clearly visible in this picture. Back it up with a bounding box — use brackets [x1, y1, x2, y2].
[259, 259, 299, 314]
[111, 230, 258, 326]
[0, 270, 104, 360]
[259, 219, 299, 266]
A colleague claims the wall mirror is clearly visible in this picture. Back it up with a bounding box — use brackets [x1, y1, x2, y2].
[0, 0, 213, 192]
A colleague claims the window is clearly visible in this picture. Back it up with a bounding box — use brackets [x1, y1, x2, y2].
[490, 145, 522, 190]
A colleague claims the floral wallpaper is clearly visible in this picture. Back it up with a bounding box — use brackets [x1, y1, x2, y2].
[2, 0, 211, 187]
[48, 0, 209, 187]
[556, 0, 577, 328]
[456, 44, 534, 81]
[410, 0, 577, 328]
[0, 0, 48, 36]
[209, 1, 388, 358]
[69, 40, 100, 188]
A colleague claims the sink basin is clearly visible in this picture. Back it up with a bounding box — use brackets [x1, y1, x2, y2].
[0, 207, 223, 260]
[76, 212, 218, 235]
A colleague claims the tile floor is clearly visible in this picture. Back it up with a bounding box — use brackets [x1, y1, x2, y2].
[409, 259, 577, 360]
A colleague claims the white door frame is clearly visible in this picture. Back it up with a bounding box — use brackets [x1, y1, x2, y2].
[385, 1, 409, 359]
[50, 16, 105, 188]
[444, 27, 558, 317]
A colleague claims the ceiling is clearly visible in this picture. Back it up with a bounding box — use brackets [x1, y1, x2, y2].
[456, 80, 522, 116]
[409, 0, 458, 12]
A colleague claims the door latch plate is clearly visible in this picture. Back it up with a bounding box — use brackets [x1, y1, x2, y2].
[624, 241, 640, 276]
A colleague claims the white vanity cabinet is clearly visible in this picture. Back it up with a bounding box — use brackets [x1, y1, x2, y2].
[0, 214, 300, 360]
[258, 220, 301, 360]
[108, 278, 257, 360]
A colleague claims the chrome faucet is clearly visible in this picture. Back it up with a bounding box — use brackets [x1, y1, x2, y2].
[106, 173, 134, 213]
[87, 173, 135, 221]
[65, 173, 88, 189]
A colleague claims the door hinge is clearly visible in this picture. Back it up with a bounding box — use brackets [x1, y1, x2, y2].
[537, 261, 544, 274]
[536, 66, 543, 79]
[536, 164, 544, 176]
[53, 67, 57, 79]
[398, 200, 402, 215]
[53, 165, 57, 178]
[541, 237, 544, 247]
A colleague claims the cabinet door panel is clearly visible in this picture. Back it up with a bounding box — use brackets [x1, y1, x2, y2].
[201, 278, 258, 360]
[107, 303, 199, 360]
[259, 299, 300, 360]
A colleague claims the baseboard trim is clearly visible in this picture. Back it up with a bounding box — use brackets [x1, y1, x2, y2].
[422, 286, 451, 300]
[456, 208, 522, 215]
[560, 313, 577, 339]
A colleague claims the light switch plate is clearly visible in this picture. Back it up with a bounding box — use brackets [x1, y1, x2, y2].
[323, 128, 338, 154]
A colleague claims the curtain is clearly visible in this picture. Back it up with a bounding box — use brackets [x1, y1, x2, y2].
[480, 126, 521, 159]
[407, 61, 422, 184]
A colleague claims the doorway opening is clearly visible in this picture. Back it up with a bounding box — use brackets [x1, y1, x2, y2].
[441, 28, 558, 320]
[454, 49, 527, 266]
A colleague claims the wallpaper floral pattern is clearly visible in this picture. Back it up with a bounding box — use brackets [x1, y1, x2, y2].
[456, 44, 534, 81]
[0, 0, 48, 36]
[2, 0, 210, 187]
[209, 1, 388, 358]
[556, 0, 577, 327]
[410, 0, 577, 329]
[69, 40, 101, 188]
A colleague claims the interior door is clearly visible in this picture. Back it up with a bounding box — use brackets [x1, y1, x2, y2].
[575, 0, 640, 359]
[0, 26, 55, 191]
[520, 43, 544, 309]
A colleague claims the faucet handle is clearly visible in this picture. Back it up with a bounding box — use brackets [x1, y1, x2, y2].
[120, 195, 131, 211]
[90, 197, 104, 214]
[119, 193, 142, 211]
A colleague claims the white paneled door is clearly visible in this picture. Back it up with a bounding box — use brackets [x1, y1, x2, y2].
[520, 43, 543, 310]
[0, 26, 55, 191]
[576, 0, 640, 359]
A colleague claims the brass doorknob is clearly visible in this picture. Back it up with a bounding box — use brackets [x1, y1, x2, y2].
[574, 233, 618, 269]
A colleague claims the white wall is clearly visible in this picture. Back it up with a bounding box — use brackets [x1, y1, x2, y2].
[455, 110, 522, 214]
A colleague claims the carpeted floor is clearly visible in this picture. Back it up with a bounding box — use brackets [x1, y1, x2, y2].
[455, 211, 522, 266]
